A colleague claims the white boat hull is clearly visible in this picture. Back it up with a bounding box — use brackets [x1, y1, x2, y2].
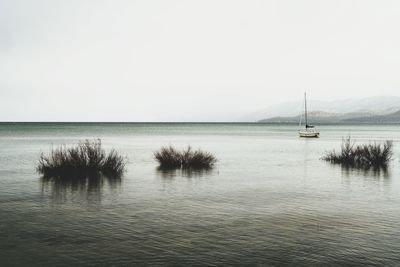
[299, 130, 320, 138]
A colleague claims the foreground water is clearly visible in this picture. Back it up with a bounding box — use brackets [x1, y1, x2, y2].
[0, 123, 400, 266]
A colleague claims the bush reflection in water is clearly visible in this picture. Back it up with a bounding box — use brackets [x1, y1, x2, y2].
[156, 166, 215, 178]
[40, 174, 121, 203]
[340, 164, 391, 179]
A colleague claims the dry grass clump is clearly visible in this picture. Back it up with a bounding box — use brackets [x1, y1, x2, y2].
[322, 137, 393, 168]
[37, 139, 126, 178]
[154, 146, 217, 169]
[153, 146, 182, 169]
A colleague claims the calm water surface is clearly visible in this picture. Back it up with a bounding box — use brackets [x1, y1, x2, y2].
[1, 123, 400, 266]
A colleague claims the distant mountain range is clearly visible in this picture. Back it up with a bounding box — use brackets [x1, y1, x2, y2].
[258, 109, 400, 124]
[248, 96, 400, 124]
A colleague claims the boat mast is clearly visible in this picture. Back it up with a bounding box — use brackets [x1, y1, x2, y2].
[304, 92, 308, 128]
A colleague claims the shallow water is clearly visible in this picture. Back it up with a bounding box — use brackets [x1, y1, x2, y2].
[1, 123, 400, 266]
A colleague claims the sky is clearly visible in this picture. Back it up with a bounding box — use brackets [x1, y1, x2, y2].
[1, 0, 400, 122]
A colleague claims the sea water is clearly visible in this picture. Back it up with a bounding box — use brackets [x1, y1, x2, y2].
[0, 123, 399, 266]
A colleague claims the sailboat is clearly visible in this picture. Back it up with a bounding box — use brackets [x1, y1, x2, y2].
[299, 92, 320, 138]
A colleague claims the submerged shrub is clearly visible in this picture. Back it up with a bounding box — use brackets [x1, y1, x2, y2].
[37, 139, 126, 178]
[153, 146, 182, 169]
[180, 146, 217, 169]
[154, 146, 217, 169]
[322, 137, 393, 168]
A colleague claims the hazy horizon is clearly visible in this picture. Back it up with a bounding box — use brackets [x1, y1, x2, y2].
[1, 94, 400, 122]
[1, 0, 400, 122]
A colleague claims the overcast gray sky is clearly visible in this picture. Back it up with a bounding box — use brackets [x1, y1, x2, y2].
[1, 0, 399, 121]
